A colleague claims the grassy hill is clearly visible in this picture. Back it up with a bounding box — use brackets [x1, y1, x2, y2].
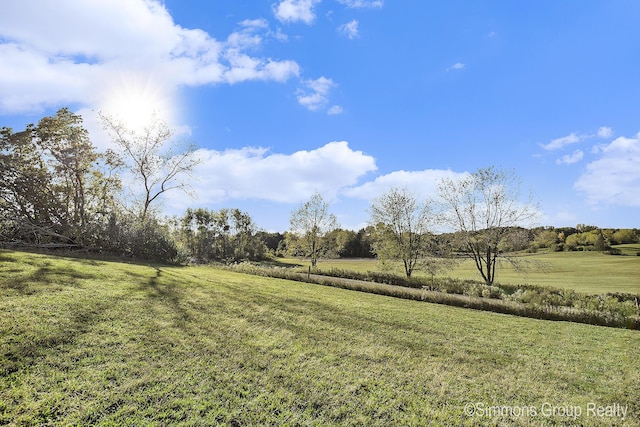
[1, 250, 639, 425]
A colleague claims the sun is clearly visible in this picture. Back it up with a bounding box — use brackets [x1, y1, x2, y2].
[101, 72, 176, 132]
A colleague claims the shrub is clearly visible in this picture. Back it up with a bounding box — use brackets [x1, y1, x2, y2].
[604, 248, 622, 255]
[464, 283, 483, 298]
[482, 285, 505, 299]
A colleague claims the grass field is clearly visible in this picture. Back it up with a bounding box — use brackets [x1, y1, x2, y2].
[1, 250, 639, 426]
[282, 247, 640, 295]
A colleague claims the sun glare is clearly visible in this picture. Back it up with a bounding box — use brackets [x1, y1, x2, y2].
[101, 72, 175, 132]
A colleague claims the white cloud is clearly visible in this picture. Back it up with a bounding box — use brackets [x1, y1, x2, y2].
[540, 207, 578, 226]
[327, 105, 344, 115]
[337, 0, 384, 8]
[273, 0, 320, 24]
[162, 141, 377, 210]
[574, 133, 640, 207]
[239, 18, 270, 30]
[343, 169, 469, 200]
[297, 76, 335, 111]
[541, 132, 581, 151]
[447, 62, 465, 71]
[0, 0, 300, 118]
[338, 20, 360, 39]
[597, 126, 613, 139]
[556, 149, 584, 165]
[272, 27, 290, 42]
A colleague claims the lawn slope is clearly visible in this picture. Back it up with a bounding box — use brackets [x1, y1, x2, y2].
[1, 250, 639, 426]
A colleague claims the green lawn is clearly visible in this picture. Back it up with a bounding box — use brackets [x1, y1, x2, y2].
[616, 244, 640, 256]
[1, 250, 639, 426]
[284, 248, 640, 294]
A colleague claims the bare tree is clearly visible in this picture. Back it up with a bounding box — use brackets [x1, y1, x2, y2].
[438, 167, 539, 285]
[100, 113, 200, 221]
[289, 192, 338, 267]
[369, 187, 437, 277]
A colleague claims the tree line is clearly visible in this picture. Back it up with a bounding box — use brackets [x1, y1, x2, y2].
[0, 109, 375, 264]
[2, 109, 638, 285]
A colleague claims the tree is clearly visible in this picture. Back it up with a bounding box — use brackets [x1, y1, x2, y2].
[177, 207, 265, 262]
[256, 231, 286, 256]
[289, 192, 338, 267]
[531, 228, 559, 251]
[438, 167, 539, 285]
[1, 126, 56, 243]
[369, 187, 436, 277]
[1, 109, 120, 246]
[230, 208, 266, 261]
[323, 228, 375, 258]
[100, 113, 200, 221]
[592, 229, 610, 252]
[34, 108, 116, 241]
[565, 233, 583, 251]
[612, 229, 638, 245]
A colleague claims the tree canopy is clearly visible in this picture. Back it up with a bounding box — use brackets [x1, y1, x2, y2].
[438, 167, 540, 285]
[369, 187, 437, 277]
[289, 192, 339, 267]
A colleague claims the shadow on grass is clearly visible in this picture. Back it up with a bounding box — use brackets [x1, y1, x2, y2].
[128, 267, 192, 327]
[1, 299, 111, 377]
[0, 247, 180, 269]
[0, 251, 16, 263]
[1, 262, 98, 295]
[258, 258, 304, 268]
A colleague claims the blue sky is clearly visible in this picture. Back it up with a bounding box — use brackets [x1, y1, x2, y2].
[1, 0, 639, 231]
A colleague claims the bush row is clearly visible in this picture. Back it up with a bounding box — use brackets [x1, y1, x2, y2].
[314, 267, 638, 313]
[221, 263, 640, 330]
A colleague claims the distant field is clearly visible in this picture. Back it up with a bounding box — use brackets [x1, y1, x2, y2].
[1, 250, 639, 425]
[282, 247, 640, 294]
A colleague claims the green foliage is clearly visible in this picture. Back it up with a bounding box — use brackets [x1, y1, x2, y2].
[612, 228, 639, 245]
[1, 109, 121, 247]
[289, 192, 339, 267]
[531, 228, 559, 251]
[369, 187, 438, 277]
[175, 207, 266, 263]
[255, 231, 286, 256]
[323, 227, 375, 258]
[118, 216, 180, 262]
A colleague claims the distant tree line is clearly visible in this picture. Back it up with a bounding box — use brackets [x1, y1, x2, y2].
[286, 168, 638, 285]
[0, 109, 376, 264]
[174, 207, 266, 263]
[529, 225, 639, 253]
[2, 109, 637, 279]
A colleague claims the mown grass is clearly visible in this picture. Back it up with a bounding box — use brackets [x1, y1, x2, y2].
[1, 250, 639, 426]
[280, 248, 640, 295]
[616, 243, 640, 256]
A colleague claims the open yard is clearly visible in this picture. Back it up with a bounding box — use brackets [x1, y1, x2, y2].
[283, 247, 640, 295]
[1, 250, 639, 425]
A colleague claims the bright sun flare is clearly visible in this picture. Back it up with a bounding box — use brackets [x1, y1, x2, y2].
[101, 73, 175, 132]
